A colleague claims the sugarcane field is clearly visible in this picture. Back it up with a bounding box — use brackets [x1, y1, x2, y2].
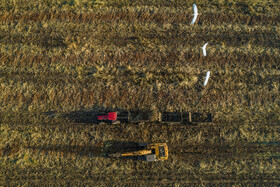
[0, 0, 280, 186]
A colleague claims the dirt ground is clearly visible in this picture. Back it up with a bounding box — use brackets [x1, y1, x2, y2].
[1, 0, 280, 185]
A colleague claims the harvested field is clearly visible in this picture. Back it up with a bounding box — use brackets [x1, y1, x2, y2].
[0, 0, 280, 185]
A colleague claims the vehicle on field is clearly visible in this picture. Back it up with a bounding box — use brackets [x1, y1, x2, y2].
[108, 143, 168, 162]
[97, 110, 212, 125]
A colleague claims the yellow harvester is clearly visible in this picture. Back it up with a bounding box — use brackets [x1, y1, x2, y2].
[108, 143, 168, 162]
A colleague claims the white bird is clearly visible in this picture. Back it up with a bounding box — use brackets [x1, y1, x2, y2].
[204, 71, 210, 86]
[191, 4, 198, 24]
[201, 43, 208, 56]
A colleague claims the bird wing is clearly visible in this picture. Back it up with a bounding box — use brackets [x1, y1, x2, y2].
[202, 43, 208, 56]
[191, 4, 198, 24]
[202, 48, 206, 56]
[193, 4, 198, 15]
[204, 71, 210, 86]
[191, 14, 198, 24]
[203, 43, 208, 48]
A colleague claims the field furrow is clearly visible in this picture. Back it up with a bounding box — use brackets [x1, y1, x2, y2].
[1, 0, 280, 185]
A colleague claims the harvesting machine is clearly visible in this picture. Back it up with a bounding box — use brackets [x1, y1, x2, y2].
[108, 143, 168, 162]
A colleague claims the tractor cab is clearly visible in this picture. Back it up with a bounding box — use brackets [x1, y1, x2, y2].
[97, 112, 120, 124]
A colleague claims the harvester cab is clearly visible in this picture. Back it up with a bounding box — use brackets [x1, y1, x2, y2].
[138, 143, 168, 162]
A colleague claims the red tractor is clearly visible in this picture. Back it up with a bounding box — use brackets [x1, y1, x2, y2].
[97, 112, 120, 124]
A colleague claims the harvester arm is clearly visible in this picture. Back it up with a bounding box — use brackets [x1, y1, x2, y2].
[109, 149, 152, 157]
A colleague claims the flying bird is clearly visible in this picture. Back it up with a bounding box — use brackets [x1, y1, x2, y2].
[204, 71, 210, 86]
[191, 4, 198, 24]
[201, 43, 208, 56]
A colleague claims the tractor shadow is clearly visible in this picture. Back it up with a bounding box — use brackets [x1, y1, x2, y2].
[42, 107, 125, 124]
[43, 109, 212, 125]
[42, 108, 154, 124]
[41, 106, 130, 124]
[62, 109, 127, 124]
[61, 110, 100, 124]
[26, 141, 143, 160]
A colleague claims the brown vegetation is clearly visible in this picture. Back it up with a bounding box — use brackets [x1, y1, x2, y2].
[0, 0, 280, 185]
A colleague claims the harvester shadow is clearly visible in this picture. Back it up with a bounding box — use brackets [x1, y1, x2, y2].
[26, 145, 104, 158]
[26, 141, 143, 160]
[103, 140, 141, 154]
[103, 140, 146, 161]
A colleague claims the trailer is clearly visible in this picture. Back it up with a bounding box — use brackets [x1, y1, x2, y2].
[97, 110, 212, 124]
